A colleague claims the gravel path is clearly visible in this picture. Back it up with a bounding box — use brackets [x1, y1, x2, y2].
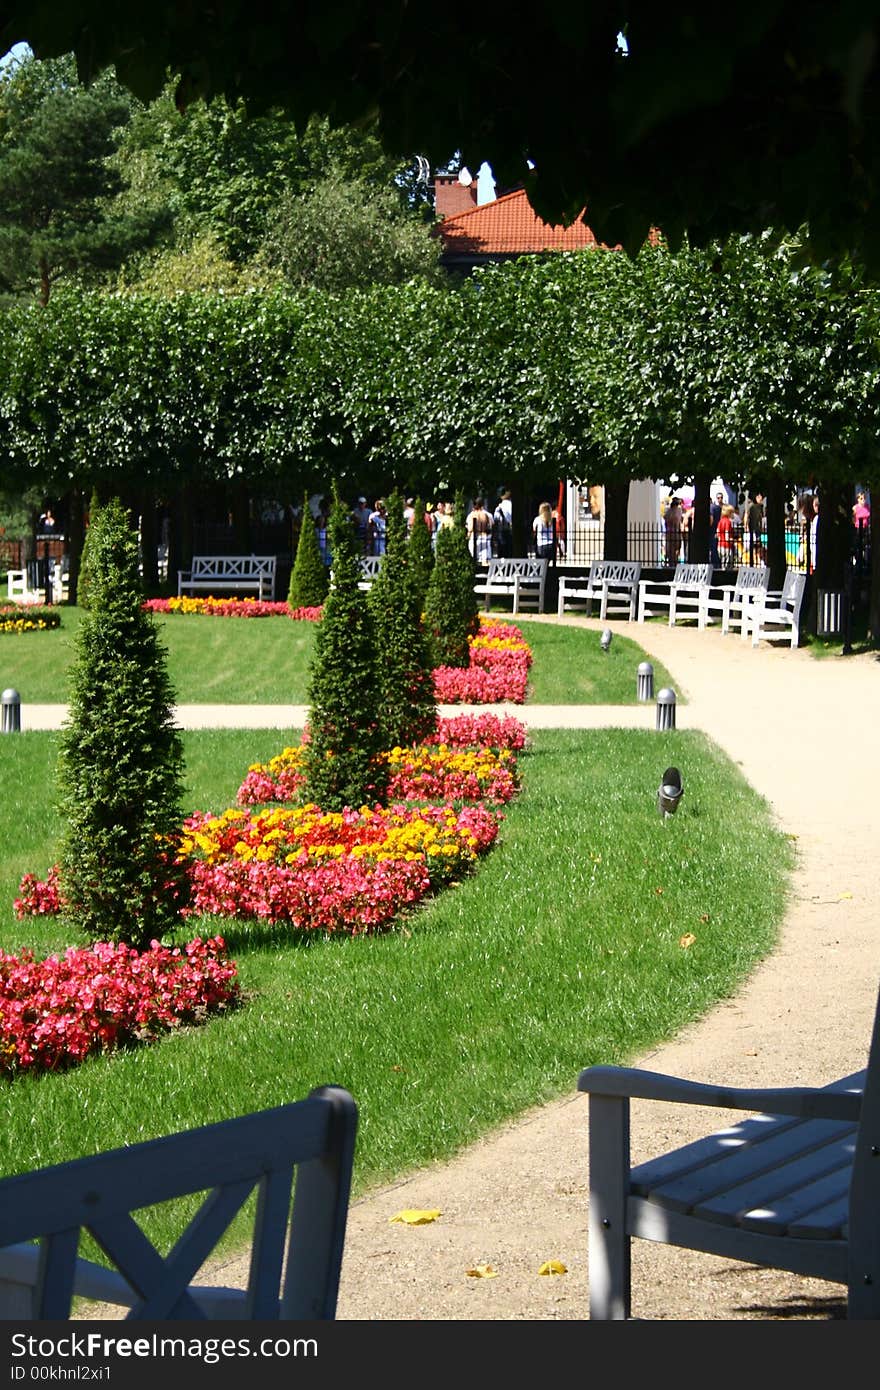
[69, 617, 880, 1321]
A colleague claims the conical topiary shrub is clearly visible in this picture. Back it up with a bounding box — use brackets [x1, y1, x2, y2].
[424, 489, 479, 668]
[57, 496, 189, 947]
[303, 483, 388, 811]
[369, 490, 437, 747]
[407, 496, 435, 612]
[288, 494, 329, 608]
[75, 489, 102, 611]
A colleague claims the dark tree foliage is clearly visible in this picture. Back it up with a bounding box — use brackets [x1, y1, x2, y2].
[303, 485, 388, 811]
[424, 490, 478, 668]
[407, 497, 434, 612]
[368, 490, 436, 748]
[0, 52, 165, 304]
[9, 5, 880, 271]
[57, 497, 188, 946]
[287, 493, 329, 608]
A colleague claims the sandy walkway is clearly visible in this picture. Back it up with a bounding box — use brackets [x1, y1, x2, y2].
[72, 618, 880, 1321]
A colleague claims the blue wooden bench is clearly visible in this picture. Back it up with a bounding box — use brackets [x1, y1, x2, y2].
[578, 985, 880, 1319]
[0, 1085, 357, 1320]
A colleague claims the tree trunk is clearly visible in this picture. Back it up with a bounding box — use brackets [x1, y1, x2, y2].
[689, 470, 711, 566]
[765, 474, 786, 589]
[231, 479, 251, 552]
[603, 480, 628, 560]
[869, 499, 880, 647]
[510, 480, 529, 558]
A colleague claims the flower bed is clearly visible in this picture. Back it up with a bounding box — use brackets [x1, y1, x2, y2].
[143, 596, 322, 620]
[0, 936, 238, 1077]
[0, 602, 61, 633]
[434, 621, 532, 704]
[179, 802, 500, 931]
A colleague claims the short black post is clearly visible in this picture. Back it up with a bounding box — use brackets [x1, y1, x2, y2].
[637, 661, 654, 702]
[656, 687, 676, 731]
[42, 537, 52, 607]
[1, 688, 21, 734]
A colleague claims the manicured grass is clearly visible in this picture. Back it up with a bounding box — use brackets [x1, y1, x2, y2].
[0, 725, 791, 1260]
[515, 619, 677, 703]
[1, 608, 675, 706]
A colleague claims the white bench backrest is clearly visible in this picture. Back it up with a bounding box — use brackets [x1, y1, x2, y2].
[191, 556, 275, 578]
[487, 558, 547, 582]
[589, 562, 641, 585]
[780, 569, 806, 608]
[673, 563, 713, 587]
[734, 566, 769, 595]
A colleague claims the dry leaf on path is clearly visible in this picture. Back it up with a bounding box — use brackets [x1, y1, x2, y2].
[465, 1264, 498, 1278]
[538, 1260, 568, 1276]
[389, 1209, 441, 1226]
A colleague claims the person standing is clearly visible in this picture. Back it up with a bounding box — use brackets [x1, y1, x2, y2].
[664, 496, 683, 566]
[492, 489, 513, 558]
[853, 491, 870, 528]
[746, 491, 766, 563]
[367, 499, 387, 556]
[532, 501, 557, 559]
[716, 504, 735, 567]
[709, 490, 724, 566]
[466, 496, 493, 564]
[351, 496, 371, 552]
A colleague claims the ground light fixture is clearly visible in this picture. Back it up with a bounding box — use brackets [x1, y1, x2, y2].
[600, 628, 612, 652]
[657, 766, 684, 819]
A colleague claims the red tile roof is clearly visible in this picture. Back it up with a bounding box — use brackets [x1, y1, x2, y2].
[437, 188, 614, 256]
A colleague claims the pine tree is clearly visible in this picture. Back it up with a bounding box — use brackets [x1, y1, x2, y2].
[303, 484, 388, 810]
[369, 491, 437, 747]
[407, 496, 435, 612]
[57, 497, 188, 946]
[424, 490, 479, 667]
[287, 494, 329, 607]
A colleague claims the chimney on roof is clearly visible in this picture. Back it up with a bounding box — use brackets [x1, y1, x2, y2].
[433, 170, 478, 219]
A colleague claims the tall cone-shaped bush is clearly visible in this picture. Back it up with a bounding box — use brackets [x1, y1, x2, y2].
[303, 484, 388, 810]
[407, 496, 434, 612]
[288, 494, 329, 608]
[75, 489, 102, 611]
[369, 491, 436, 748]
[424, 489, 479, 667]
[57, 497, 188, 946]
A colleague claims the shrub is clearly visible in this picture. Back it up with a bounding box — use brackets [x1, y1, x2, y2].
[288, 492, 329, 608]
[368, 489, 437, 748]
[303, 483, 388, 810]
[75, 489, 101, 610]
[407, 496, 434, 611]
[424, 488, 479, 667]
[57, 497, 190, 946]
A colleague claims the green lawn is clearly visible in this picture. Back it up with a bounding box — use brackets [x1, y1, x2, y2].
[0, 725, 791, 1259]
[0, 608, 676, 705]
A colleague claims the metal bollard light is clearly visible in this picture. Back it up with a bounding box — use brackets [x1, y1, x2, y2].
[637, 661, 654, 702]
[1, 688, 21, 734]
[655, 687, 677, 731]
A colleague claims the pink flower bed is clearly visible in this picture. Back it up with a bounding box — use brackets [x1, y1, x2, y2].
[143, 597, 322, 620]
[0, 937, 238, 1077]
[429, 713, 528, 750]
[434, 620, 533, 704]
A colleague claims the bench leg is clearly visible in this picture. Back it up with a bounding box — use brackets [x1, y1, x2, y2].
[588, 1094, 632, 1319]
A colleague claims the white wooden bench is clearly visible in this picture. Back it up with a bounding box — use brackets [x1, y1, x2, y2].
[558, 562, 642, 621]
[578, 983, 880, 1319]
[637, 563, 713, 625]
[6, 562, 68, 605]
[177, 554, 277, 600]
[698, 565, 769, 635]
[358, 556, 385, 590]
[0, 1085, 357, 1319]
[474, 557, 548, 614]
[745, 569, 807, 648]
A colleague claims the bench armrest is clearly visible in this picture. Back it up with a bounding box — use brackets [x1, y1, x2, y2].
[577, 1064, 863, 1121]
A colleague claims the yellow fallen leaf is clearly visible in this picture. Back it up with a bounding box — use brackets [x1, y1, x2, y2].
[538, 1260, 568, 1276]
[679, 933, 697, 949]
[389, 1209, 441, 1226]
[465, 1264, 498, 1278]
[839, 891, 853, 900]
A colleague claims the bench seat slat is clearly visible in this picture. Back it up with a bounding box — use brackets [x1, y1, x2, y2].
[634, 1117, 857, 1212]
[733, 1161, 854, 1238]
